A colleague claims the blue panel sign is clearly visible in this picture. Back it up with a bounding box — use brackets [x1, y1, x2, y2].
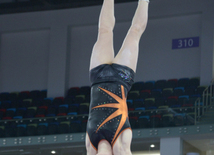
[172, 37, 200, 49]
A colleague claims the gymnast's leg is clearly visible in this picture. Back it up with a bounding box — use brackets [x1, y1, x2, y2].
[89, 0, 115, 70]
[87, 0, 115, 154]
[112, 0, 149, 72]
[86, 133, 97, 155]
[112, 1, 149, 155]
[112, 129, 132, 155]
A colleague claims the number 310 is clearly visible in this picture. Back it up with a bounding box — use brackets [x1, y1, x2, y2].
[178, 39, 194, 48]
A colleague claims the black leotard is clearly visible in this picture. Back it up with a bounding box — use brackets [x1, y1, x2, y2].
[87, 63, 135, 150]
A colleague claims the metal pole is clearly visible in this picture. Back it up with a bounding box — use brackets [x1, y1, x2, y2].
[210, 83, 212, 106]
[194, 99, 197, 125]
[206, 90, 209, 109]
[198, 98, 200, 122]
[202, 90, 205, 115]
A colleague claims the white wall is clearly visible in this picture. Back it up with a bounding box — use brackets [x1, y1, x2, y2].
[206, 150, 214, 155]
[129, 14, 201, 82]
[0, 0, 213, 97]
[0, 29, 50, 92]
[68, 25, 96, 87]
[160, 137, 183, 155]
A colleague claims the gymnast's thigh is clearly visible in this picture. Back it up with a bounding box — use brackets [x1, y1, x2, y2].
[113, 129, 132, 155]
[97, 140, 113, 155]
[86, 133, 97, 155]
[89, 31, 114, 71]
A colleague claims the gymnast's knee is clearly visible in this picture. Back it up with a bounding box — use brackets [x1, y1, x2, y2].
[129, 24, 147, 36]
[98, 26, 114, 35]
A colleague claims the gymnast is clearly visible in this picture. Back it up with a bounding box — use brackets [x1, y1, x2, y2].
[86, 0, 149, 154]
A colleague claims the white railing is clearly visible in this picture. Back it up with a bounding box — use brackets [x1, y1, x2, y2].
[195, 79, 214, 124]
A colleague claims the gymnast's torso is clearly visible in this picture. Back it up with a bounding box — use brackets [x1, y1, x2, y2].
[87, 63, 135, 150]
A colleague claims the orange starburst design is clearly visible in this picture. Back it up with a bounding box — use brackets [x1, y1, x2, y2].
[91, 85, 128, 145]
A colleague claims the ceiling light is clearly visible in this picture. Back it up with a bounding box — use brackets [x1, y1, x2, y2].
[51, 150, 56, 154]
[150, 144, 155, 148]
[133, 151, 160, 155]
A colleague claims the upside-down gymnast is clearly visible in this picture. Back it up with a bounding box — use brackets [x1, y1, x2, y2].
[86, 0, 149, 154]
